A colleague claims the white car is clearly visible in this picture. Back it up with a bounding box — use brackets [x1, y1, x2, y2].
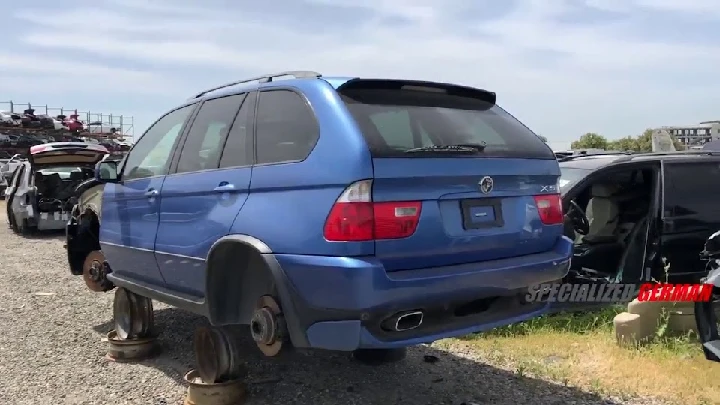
[5, 142, 108, 233]
[0, 111, 22, 127]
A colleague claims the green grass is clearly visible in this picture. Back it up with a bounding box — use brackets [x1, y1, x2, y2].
[441, 306, 720, 405]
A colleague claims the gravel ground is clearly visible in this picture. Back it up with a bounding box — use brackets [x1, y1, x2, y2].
[0, 201, 672, 405]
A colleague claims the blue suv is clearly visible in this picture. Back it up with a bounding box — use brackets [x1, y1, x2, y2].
[66, 71, 571, 380]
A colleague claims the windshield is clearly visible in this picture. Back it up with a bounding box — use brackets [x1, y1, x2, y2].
[559, 167, 592, 193]
[37, 166, 82, 180]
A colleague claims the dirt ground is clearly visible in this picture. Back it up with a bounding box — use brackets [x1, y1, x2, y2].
[0, 200, 673, 405]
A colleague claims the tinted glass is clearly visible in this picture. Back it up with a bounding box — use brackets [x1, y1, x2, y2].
[340, 87, 554, 159]
[255, 90, 319, 165]
[664, 162, 720, 215]
[559, 167, 592, 193]
[219, 92, 254, 168]
[176, 94, 246, 174]
[122, 105, 194, 180]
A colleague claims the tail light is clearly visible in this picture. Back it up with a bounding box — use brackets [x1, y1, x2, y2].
[533, 194, 563, 225]
[323, 180, 422, 241]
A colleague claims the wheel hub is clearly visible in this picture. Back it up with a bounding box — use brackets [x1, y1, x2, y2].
[250, 307, 277, 345]
[252, 296, 287, 357]
[82, 250, 115, 292]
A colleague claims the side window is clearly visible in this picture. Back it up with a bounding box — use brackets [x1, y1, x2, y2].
[122, 105, 194, 181]
[219, 92, 255, 168]
[175, 94, 246, 174]
[664, 162, 720, 216]
[255, 90, 319, 165]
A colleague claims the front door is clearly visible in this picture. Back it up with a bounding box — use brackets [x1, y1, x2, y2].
[154, 92, 255, 298]
[100, 104, 196, 287]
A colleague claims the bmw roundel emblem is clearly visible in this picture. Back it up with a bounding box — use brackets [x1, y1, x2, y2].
[479, 176, 494, 194]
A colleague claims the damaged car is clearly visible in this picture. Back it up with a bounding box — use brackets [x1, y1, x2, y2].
[551, 150, 720, 312]
[6, 142, 108, 234]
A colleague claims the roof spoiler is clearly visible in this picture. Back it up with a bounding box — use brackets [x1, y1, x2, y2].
[337, 78, 496, 106]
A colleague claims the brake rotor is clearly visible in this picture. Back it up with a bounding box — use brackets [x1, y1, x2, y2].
[252, 295, 284, 357]
[82, 250, 113, 292]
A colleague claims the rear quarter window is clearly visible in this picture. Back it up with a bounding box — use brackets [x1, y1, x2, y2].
[339, 84, 554, 159]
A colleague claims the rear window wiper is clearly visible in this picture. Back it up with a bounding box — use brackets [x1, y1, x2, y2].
[404, 143, 487, 154]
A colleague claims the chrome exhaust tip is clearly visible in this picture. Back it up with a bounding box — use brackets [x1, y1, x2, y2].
[394, 311, 424, 332]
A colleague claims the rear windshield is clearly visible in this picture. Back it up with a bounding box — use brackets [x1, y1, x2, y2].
[340, 86, 554, 159]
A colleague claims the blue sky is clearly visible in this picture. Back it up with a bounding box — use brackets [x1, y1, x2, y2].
[1, 0, 719, 150]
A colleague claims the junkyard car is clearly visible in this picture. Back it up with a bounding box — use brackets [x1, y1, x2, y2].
[6, 142, 107, 234]
[66, 71, 571, 380]
[554, 150, 720, 311]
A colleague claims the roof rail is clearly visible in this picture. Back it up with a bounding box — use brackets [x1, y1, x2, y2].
[557, 151, 633, 162]
[189, 71, 323, 100]
[612, 150, 720, 162]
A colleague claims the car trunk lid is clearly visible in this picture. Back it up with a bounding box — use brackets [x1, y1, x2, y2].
[29, 142, 108, 167]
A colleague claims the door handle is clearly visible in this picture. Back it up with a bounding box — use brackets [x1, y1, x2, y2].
[145, 188, 158, 197]
[213, 183, 236, 193]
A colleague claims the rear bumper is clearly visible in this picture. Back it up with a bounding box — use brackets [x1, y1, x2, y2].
[274, 236, 572, 351]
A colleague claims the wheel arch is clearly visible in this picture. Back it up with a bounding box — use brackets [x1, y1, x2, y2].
[204, 234, 309, 347]
[66, 203, 101, 275]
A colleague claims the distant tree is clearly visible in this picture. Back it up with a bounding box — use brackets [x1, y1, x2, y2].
[634, 129, 653, 152]
[607, 136, 637, 151]
[570, 132, 608, 150]
[537, 134, 548, 143]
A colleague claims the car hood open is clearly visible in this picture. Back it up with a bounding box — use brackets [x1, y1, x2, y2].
[29, 142, 108, 167]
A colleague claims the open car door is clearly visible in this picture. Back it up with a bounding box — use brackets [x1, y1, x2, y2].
[549, 166, 663, 313]
[615, 164, 663, 284]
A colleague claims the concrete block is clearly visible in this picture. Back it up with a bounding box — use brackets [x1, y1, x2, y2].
[614, 312, 650, 346]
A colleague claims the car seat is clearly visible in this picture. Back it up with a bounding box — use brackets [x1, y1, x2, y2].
[576, 184, 620, 243]
[34, 172, 46, 194]
[69, 171, 85, 182]
[42, 173, 63, 197]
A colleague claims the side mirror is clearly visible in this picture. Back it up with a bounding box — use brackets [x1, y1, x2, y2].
[95, 160, 119, 182]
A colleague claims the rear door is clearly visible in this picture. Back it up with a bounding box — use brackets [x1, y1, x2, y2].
[339, 80, 562, 271]
[660, 160, 720, 283]
[100, 104, 196, 287]
[155, 92, 254, 298]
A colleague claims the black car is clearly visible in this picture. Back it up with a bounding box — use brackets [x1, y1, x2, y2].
[554, 151, 720, 311]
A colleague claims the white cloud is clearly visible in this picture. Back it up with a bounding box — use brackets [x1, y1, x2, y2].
[0, 53, 176, 95]
[4, 0, 720, 147]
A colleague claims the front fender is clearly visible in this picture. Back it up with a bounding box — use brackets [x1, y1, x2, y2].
[76, 182, 105, 221]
